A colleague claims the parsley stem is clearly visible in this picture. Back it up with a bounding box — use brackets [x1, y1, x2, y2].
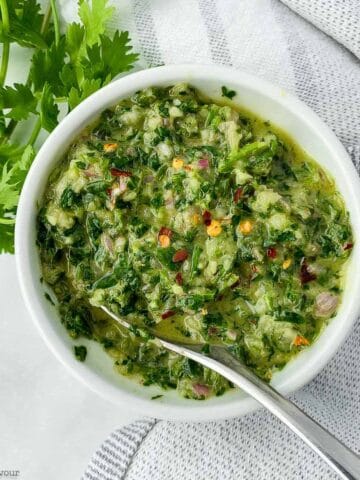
[50, 0, 60, 46]
[0, 217, 15, 225]
[28, 117, 42, 146]
[8, 144, 25, 156]
[0, 39, 9, 88]
[0, 0, 10, 87]
[41, 4, 52, 36]
[3, 117, 14, 139]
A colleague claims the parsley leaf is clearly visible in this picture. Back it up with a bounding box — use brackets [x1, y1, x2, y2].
[82, 32, 138, 83]
[79, 0, 115, 47]
[68, 78, 102, 110]
[0, 142, 24, 167]
[0, 146, 35, 211]
[59, 64, 78, 91]
[65, 23, 85, 62]
[0, 145, 35, 253]
[0, 163, 20, 211]
[0, 0, 138, 254]
[30, 39, 67, 95]
[221, 86, 237, 99]
[100, 31, 139, 76]
[74, 345, 87, 362]
[0, 221, 16, 254]
[68, 31, 138, 109]
[0, 84, 37, 120]
[2, 0, 47, 49]
[40, 83, 59, 132]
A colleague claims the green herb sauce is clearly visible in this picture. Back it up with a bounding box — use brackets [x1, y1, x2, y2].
[37, 83, 353, 399]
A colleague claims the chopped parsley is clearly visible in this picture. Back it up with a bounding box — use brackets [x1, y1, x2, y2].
[221, 85, 237, 99]
[74, 345, 87, 362]
[44, 292, 55, 306]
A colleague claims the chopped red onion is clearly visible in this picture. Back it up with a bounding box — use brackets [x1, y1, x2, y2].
[198, 158, 210, 169]
[193, 383, 210, 396]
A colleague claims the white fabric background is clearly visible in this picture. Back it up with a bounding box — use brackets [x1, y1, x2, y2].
[1, 1, 359, 479]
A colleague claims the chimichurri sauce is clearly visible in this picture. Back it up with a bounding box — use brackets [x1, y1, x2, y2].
[37, 84, 353, 399]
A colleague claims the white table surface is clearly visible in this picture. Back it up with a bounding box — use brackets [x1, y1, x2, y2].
[0, 255, 137, 479]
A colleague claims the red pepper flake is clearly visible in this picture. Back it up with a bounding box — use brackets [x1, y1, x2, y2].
[110, 167, 132, 177]
[267, 247, 277, 258]
[344, 242, 353, 251]
[175, 272, 183, 285]
[172, 249, 189, 263]
[159, 226, 172, 238]
[233, 188, 243, 203]
[294, 335, 310, 347]
[106, 187, 112, 196]
[300, 259, 317, 284]
[161, 310, 176, 320]
[202, 210, 212, 226]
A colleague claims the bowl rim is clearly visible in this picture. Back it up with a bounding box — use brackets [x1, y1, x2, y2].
[15, 64, 360, 421]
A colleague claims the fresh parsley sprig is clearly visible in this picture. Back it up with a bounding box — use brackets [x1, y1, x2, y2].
[0, 0, 138, 253]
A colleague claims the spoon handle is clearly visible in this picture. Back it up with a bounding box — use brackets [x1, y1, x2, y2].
[162, 340, 360, 480]
[101, 306, 360, 478]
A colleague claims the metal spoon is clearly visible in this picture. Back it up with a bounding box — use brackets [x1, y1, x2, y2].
[101, 305, 360, 479]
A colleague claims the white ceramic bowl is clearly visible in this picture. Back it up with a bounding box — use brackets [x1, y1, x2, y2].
[15, 64, 360, 421]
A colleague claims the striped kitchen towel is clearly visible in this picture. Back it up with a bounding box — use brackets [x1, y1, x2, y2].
[76, 0, 360, 478]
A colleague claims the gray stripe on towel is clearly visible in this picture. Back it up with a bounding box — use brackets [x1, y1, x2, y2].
[198, 0, 232, 66]
[82, 418, 157, 480]
[133, 0, 163, 67]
